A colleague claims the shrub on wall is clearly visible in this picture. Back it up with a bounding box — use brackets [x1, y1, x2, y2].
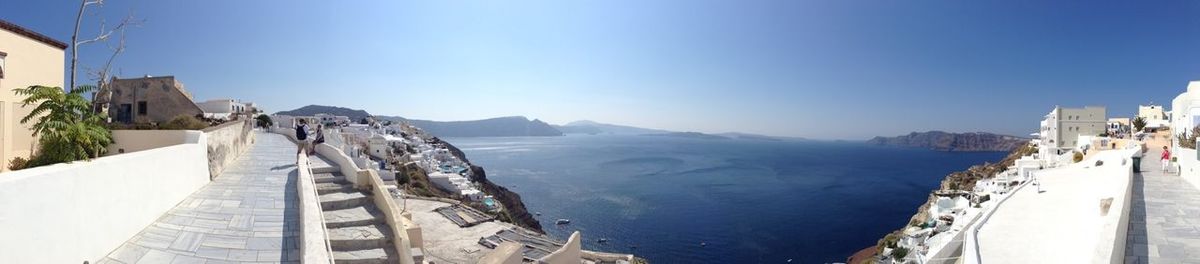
[890, 247, 910, 259]
[8, 157, 29, 171]
[1177, 126, 1200, 149]
[161, 115, 209, 130]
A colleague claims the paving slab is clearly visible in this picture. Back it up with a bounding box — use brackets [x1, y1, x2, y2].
[101, 131, 301, 263]
[1125, 147, 1200, 263]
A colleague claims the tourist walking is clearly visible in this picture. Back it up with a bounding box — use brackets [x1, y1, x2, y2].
[1161, 146, 1171, 172]
[296, 119, 311, 155]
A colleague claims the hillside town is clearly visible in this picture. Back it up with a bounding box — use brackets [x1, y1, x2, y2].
[5, 4, 1200, 264]
[855, 82, 1200, 263]
[0, 18, 640, 264]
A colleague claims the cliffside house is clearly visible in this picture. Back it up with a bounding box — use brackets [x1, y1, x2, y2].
[1039, 106, 1106, 159]
[105, 76, 204, 124]
[315, 113, 351, 126]
[197, 98, 254, 120]
[1107, 118, 1130, 135]
[0, 19, 67, 171]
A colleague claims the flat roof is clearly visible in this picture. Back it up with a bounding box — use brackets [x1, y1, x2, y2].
[0, 19, 68, 50]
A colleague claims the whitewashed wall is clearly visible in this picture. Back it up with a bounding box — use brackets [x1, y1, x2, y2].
[108, 130, 193, 155]
[0, 131, 210, 264]
[1178, 148, 1200, 189]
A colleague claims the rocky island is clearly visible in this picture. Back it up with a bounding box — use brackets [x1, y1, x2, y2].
[867, 131, 1028, 152]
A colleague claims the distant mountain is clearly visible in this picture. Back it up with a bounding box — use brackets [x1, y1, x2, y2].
[275, 105, 371, 121]
[553, 120, 671, 135]
[867, 131, 1028, 152]
[643, 132, 731, 140]
[398, 116, 563, 137]
[717, 132, 786, 141]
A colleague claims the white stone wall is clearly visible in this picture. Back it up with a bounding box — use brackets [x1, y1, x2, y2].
[1177, 148, 1200, 190]
[0, 131, 209, 264]
[109, 130, 193, 155]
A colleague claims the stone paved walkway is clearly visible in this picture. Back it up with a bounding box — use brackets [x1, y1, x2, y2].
[100, 131, 301, 264]
[1125, 148, 1200, 264]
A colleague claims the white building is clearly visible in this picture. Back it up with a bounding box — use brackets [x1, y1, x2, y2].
[1107, 118, 1130, 135]
[1172, 81, 1200, 136]
[1039, 106, 1106, 160]
[314, 113, 351, 126]
[367, 134, 407, 160]
[427, 171, 483, 200]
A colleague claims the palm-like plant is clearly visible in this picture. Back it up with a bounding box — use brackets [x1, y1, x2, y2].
[13, 85, 112, 167]
[1133, 116, 1147, 132]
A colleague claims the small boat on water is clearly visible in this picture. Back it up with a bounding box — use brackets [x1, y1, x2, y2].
[535, 212, 542, 216]
[555, 219, 571, 225]
[597, 238, 609, 243]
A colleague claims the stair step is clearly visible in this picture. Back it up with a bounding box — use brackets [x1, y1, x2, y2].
[324, 204, 386, 229]
[320, 191, 372, 211]
[317, 182, 356, 195]
[328, 224, 394, 251]
[311, 156, 340, 174]
[332, 247, 398, 264]
[314, 172, 348, 184]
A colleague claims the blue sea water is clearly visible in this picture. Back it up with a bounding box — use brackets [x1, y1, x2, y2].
[445, 135, 1007, 264]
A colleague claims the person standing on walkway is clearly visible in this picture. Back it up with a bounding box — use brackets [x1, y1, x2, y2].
[295, 119, 311, 155]
[1161, 146, 1172, 172]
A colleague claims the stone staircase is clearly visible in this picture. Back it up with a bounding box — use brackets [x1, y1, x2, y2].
[312, 157, 400, 264]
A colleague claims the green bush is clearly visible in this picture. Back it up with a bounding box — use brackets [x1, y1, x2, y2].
[14, 85, 112, 166]
[161, 115, 209, 130]
[891, 247, 910, 259]
[255, 114, 273, 128]
[395, 171, 409, 185]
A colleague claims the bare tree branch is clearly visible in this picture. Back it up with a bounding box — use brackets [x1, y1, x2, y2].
[69, 0, 105, 92]
[69, 0, 143, 93]
[87, 12, 142, 120]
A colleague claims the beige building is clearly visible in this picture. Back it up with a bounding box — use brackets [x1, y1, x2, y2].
[1139, 104, 1167, 122]
[1039, 106, 1106, 158]
[0, 19, 67, 171]
[105, 76, 203, 124]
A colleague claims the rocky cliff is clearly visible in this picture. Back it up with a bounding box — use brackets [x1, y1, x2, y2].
[867, 131, 1027, 152]
[431, 137, 545, 233]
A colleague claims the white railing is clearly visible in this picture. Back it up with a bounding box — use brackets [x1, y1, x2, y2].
[296, 150, 335, 263]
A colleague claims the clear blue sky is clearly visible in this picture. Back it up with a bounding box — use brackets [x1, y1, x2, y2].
[3, 1, 1200, 139]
